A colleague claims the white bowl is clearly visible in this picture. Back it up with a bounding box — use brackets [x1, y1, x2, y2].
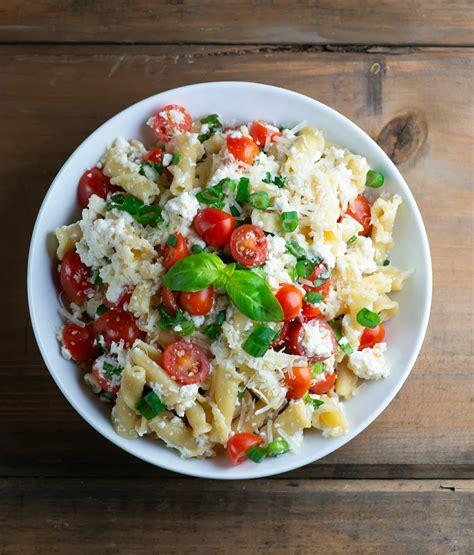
[28, 82, 432, 479]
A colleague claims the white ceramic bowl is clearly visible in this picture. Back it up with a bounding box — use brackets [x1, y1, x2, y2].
[28, 82, 432, 479]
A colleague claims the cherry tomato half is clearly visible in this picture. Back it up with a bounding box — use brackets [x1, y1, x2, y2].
[148, 104, 192, 142]
[226, 135, 260, 165]
[304, 262, 331, 299]
[359, 323, 385, 350]
[145, 147, 164, 164]
[271, 321, 291, 351]
[276, 284, 303, 321]
[249, 120, 282, 148]
[229, 224, 268, 267]
[77, 167, 116, 209]
[284, 366, 312, 400]
[62, 324, 99, 363]
[287, 320, 337, 362]
[162, 232, 189, 270]
[162, 340, 210, 385]
[310, 371, 337, 394]
[60, 251, 93, 303]
[346, 194, 372, 236]
[226, 433, 262, 466]
[94, 308, 144, 349]
[92, 356, 121, 394]
[193, 208, 235, 248]
[161, 285, 179, 316]
[302, 302, 322, 320]
[179, 286, 214, 316]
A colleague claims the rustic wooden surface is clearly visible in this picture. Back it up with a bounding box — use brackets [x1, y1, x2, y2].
[0, 2, 473, 553]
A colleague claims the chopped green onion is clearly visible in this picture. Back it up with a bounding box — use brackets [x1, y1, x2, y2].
[91, 268, 103, 286]
[246, 445, 267, 463]
[191, 244, 204, 255]
[171, 152, 181, 165]
[167, 234, 178, 247]
[249, 192, 270, 210]
[286, 240, 306, 259]
[215, 310, 226, 326]
[281, 211, 298, 232]
[217, 177, 236, 192]
[304, 291, 323, 304]
[196, 184, 224, 207]
[312, 268, 331, 287]
[262, 172, 272, 184]
[356, 308, 381, 329]
[327, 320, 354, 355]
[139, 161, 164, 179]
[108, 194, 163, 227]
[266, 439, 289, 457]
[230, 205, 241, 217]
[173, 319, 196, 336]
[347, 235, 358, 246]
[102, 361, 122, 378]
[96, 304, 108, 317]
[288, 267, 298, 282]
[311, 361, 324, 377]
[365, 170, 385, 188]
[295, 259, 317, 279]
[237, 388, 246, 400]
[383, 259, 390, 266]
[243, 325, 278, 357]
[204, 310, 226, 339]
[273, 176, 286, 188]
[134, 205, 163, 226]
[236, 177, 250, 204]
[198, 114, 223, 142]
[305, 394, 324, 410]
[135, 390, 166, 420]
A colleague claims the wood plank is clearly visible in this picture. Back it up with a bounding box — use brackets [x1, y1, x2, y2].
[1, 478, 472, 553]
[0, 1, 473, 46]
[0, 45, 472, 475]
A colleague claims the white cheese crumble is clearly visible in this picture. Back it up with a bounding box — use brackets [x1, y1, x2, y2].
[347, 342, 390, 380]
[301, 320, 334, 359]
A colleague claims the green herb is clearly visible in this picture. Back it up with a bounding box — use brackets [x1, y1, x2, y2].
[237, 388, 246, 400]
[347, 235, 358, 246]
[310, 361, 324, 377]
[157, 307, 196, 336]
[230, 205, 241, 217]
[236, 177, 250, 204]
[163, 253, 226, 292]
[243, 325, 278, 357]
[191, 244, 204, 255]
[107, 193, 163, 227]
[304, 291, 323, 304]
[196, 184, 224, 207]
[312, 268, 332, 287]
[204, 310, 226, 339]
[365, 170, 384, 188]
[217, 177, 237, 192]
[266, 439, 289, 457]
[305, 394, 325, 410]
[171, 152, 181, 165]
[135, 390, 166, 420]
[91, 268, 103, 286]
[99, 391, 114, 402]
[327, 320, 354, 355]
[246, 445, 267, 463]
[262, 172, 272, 184]
[139, 161, 164, 179]
[198, 114, 223, 142]
[295, 259, 317, 279]
[273, 176, 286, 188]
[249, 191, 270, 210]
[96, 304, 108, 317]
[102, 361, 122, 379]
[281, 211, 298, 232]
[286, 240, 306, 259]
[175, 319, 196, 336]
[134, 205, 163, 226]
[383, 259, 390, 266]
[95, 332, 106, 353]
[356, 308, 381, 329]
[288, 267, 298, 282]
[167, 234, 178, 247]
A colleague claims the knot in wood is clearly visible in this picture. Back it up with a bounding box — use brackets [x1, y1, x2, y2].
[377, 112, 428, 165]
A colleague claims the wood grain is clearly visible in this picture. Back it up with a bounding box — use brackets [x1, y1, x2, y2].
[0, 45, 472, 478]
[1, 1, 473, 45]
[0, 478, 472, 554]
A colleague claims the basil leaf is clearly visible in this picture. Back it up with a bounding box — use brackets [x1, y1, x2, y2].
[225, 270, 284, 322]
[163, 253, 225, 292]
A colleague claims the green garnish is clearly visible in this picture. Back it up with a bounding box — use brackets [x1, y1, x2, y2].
[230, 205, 241, 217]
[204, 310, 226, 339]
[246, 445, 267, 463]
[91, 268, 103, 286]
[295, 259, 317, 279]
[102, 361, 122, 379]
[96, 304, 108, 317]
[328, 320, 354, 355]
[236, 177, 250, 204]
[249, 191, 270, 210]
[310, 361, 324, 377]
[198, 114, 223, 142]
[167, 234, 178, 247]
[243, 325, 278, 357]
[171, 152, 181, 165]
[107, 193, 163, 227]
[262, 173, 286, 188]
[281, 211, 298, 232]
[305, 394, 325, 410]
[139, 161, 164, 179]
[383, 259, 390, 266]
[196, 184, 225, 208]
[356, 308, 381, 329]
[286, 240, 306, 259]
[347, 235, 358, 246]
[312, 268, 331, 287]
[191, 244, 204, 255]
[365, 170, 385, 188]
[237, 388, 246, 400]
[157, 307, 196, 336]
[304, 291, 323, 304]
[262, 172, 272, 184]
[266, 439, 289, 457]
[135, 390, 166, 420]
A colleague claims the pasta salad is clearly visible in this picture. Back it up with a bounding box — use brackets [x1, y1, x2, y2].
[54, 104, 410, 465]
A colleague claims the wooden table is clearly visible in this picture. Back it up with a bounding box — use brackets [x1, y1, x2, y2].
[1, 1, 473, 553]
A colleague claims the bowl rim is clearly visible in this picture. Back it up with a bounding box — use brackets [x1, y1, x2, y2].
[27, 81, 432, 479]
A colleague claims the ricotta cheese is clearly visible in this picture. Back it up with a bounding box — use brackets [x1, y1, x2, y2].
[347, 342, 390, 380]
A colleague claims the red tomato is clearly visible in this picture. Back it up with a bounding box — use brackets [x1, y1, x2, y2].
[94, 308, 144, 349]
[271, 321, 290, 351]
[310, 371, 337, 394]
[302, 302, 322, 320]
[62, 324, 99, 363]
[229, 224, 268, 267]
[193, 208, 235, 248]
[276, 284, 303, 321]
[145, 147, 164, 164]
[226, 433, 262, 466]
[105, 286, 134, 309]
[287, 320, 337, 362]
[60, 251, 94, 303]
[77, 167, 116, 209]
[161, 285, 179, 316]
[359, 323, 385, 350]
[92, 356, 121, 394]
[346, 195, 372, 236]
[162, 340, 210, 385]
[284, 365, 312, 400]
[162, 232, 189, 270]
[148, 104, 192, 142]
[303, 262, 331, 299]
[249, 120, 282, 148]
[226, 135, 260, 165]
[179, 286, 214, 316]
